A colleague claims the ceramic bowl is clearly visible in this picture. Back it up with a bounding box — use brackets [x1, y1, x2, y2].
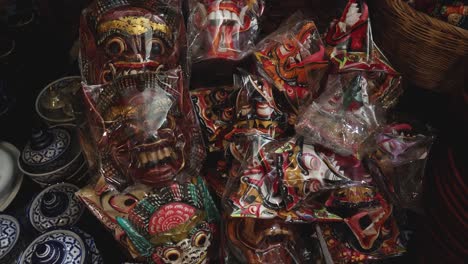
[18, 228, 103, 264]
[0, 214, 21, 262]
[27, 183, 84, 233]
[18, 124, 85, 187]
[35, 77, 82, 125]
[0, 142, 24, 211]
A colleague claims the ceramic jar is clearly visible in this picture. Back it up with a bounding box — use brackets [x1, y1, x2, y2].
[17, 124, 89, 187]
[35, 77, 82, 125]
[27, 183, 84, 233]
[18, 228, 103, 264]
[0, 214, 24, 263]
[0, 141, 24, 211]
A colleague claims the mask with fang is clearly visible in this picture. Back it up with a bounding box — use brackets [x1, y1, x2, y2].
[117, 181, 218, 264]
[255, 21, 328, 113]
[190, 0, 264, 60]
[323, 0, 403, 110]
[80, 0, 185, 85]
[82, 71, 205, 189]
[325, 186, 395, 251]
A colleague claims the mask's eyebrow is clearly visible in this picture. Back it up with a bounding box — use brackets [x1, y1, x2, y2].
[97, 30, 132, 45]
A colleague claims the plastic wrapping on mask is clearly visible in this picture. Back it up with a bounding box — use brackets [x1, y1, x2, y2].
[79, 0, 187, 85]
[80, 69, 205, 190]
[254, 18, 329, 114]
[295, 73, 385, 158]
[223, 216, 324, 264]
[187, 0, 265, 62]
[115, 177, 220, 264]
[364, 123, 435, 210]
[318, 186, 406, 263]
[224, 134, 373, 222]
[324, 0, 402, 110]
[191, 72, 293, 197]
[190, 86, 238, 153]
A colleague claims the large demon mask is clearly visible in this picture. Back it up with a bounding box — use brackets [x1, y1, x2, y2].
[81, 71, 205, 189]
[189, 0, 264, 60]
[117, 180, 218, 264]
[255, 20, 328, 113]
[80, 0, 185, 85]
[225, 217, 304, 263]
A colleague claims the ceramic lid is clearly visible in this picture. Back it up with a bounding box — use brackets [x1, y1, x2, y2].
[35, 77, 82, 124]
[19, 125, 81, 175]
[29, 183, 84, 233]
[0, 214, 20, 259]
[19, 229, 86, 264]
[0, 142, 23, 211]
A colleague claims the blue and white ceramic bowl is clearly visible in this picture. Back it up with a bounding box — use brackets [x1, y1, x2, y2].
[18, 228, 103, 264]
[70, 228, 103, 264]
[19, 229, 86, 264]
[28, 183, 84, 233]
[0, 214, 20, 261]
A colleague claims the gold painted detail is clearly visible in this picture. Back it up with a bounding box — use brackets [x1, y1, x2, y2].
[98, 16, 170, 36]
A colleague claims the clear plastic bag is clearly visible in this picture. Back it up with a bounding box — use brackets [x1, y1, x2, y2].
[80, 69, 205, 190]
[319, 186, 406, 263]
[364, 122, 435, 210]
[79, 0, 187, 85]
[295, 73, 385, 158]
[187, 0, 265, 62]
[324, 0, 403, 110]
[254, 18, 329, 113]
[223, 217, 322, 264]
[224, 134, 371, 222]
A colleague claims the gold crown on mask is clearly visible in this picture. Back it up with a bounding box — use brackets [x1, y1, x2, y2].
[98, 16, 170, 36]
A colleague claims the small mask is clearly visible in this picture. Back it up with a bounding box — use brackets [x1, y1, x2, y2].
[117, 180, 219, 264]
[225, 217, 303, 263]
[190, 0, 264, 60]
[255, 21, 328, 113]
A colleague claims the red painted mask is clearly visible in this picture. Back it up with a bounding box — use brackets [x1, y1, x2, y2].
[190, 0, 264, 60]
[81, 71, 205, 189]
[255, 21, 328, 113]
[225, 217, 303, 263]
[80, 0, 185, 85]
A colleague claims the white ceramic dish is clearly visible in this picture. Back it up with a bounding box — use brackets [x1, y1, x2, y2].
[0, 142, 24, 211]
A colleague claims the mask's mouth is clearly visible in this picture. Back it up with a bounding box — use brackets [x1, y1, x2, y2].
[344, 205, 391, 250]
[207, 2, 250, 28]
[101, 61, 164, 83]
[130, 138, 184, 185]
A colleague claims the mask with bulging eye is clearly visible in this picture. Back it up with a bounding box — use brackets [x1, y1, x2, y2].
[81, 71, 205, 189]
[80, 0, 185, 85]
[189, 0, 264, 61]
[117, 180, 219, 264]
[255, 20, 328, 113]
[225, 217, 305, 264]
[190, 86, 238, 153]
[224, 72, 290, 149]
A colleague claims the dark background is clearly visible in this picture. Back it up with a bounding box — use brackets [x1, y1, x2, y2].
[1, 0, 466, 263]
